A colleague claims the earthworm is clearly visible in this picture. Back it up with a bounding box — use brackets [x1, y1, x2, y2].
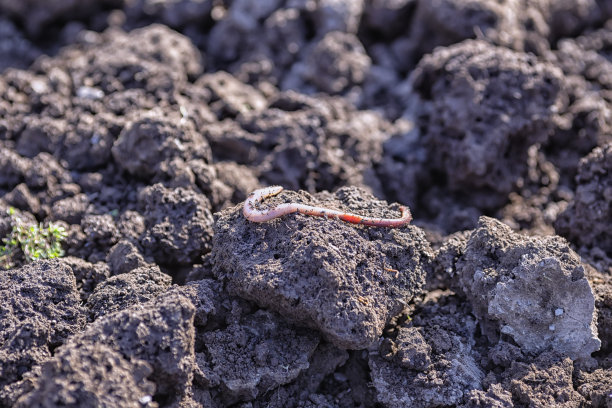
[243, 186, 412, 228]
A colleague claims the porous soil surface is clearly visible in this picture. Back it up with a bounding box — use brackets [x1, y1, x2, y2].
[1, 1, 612, 407]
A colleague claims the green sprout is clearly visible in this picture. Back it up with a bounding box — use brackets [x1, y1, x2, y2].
[0, 208, 67, 269]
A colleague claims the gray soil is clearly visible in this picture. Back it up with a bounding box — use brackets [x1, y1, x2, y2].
[0, 1, 611, 407]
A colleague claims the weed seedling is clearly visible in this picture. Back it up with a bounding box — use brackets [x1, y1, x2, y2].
[0, 208, 67, 269]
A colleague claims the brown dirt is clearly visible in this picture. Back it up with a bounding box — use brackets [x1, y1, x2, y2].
[0, 1, 611, 407]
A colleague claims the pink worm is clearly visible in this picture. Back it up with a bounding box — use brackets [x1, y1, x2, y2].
[243, 186, 412, 228]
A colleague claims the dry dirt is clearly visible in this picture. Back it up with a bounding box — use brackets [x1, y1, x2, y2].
[0, 1, 611, 407]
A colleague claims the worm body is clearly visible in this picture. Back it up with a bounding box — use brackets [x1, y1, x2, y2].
[243, 186, 412, 228]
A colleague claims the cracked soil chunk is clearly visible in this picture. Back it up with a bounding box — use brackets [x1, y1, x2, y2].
[212, 186, 433, 349]
[112, 107, 212, 179]
[410, 40, 564, 209]
[106, 239, 149, 276]
[408, 0, 527, 63]
[42, 24, 201, 97]
[369, 292, 484, 408]
[196, 309, 319, 405]
[301, 31, 371, 94]
[14, 342, 157, 408]
[453, 216, 600, 360]
[0, 145, 29, 188]
[207, 90, 390, 195]
[506, 352, 585, 407]
[139, 183, 215, 265]
[555, 143, 612, 263]
[68, 291, 196, 402]
[463, 383, 514, 408]
[0, 260, 86, 404]
[575, 368, 612, 407]
[86, 265, 172, 320]
[60, 256, 110, 303]
[196, 71, 268, 119]
[252, 342, 349, 407]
